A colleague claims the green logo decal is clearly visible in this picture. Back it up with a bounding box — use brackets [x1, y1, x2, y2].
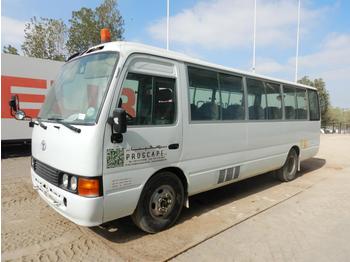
[106, 148, 124, 168]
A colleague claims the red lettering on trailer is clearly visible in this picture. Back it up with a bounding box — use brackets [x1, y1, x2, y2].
[1, 76, 47, 119]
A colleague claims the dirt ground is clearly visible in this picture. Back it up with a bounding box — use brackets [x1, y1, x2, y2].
[1, 135, 350, 261]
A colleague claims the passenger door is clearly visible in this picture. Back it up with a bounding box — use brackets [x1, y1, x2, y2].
[102, 55, 183, 222]
[181, 66, 247, 195]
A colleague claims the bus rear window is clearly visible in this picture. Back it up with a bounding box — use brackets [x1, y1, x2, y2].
[308, 89, 320, 121]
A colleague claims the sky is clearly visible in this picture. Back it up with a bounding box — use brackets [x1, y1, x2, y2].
[1, 0, 350, 108]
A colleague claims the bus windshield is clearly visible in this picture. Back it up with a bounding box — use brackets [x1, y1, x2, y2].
[39, 52, 118, 124]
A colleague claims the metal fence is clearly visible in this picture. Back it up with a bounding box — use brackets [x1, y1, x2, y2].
[321, 122, 350, 134]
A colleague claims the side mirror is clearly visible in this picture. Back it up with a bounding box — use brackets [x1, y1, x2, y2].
[9, 95, 20, 114]
[9, 95, 33, 124]
[112, 108, 127, 134]
[15, 110, 26, 120]
[108, 108, 127, 144]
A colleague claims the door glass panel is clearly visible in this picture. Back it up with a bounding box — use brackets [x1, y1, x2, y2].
[120, 72, 176, 125]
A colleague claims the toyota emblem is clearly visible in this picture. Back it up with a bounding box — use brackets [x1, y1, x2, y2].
[41, 140, 46, 151]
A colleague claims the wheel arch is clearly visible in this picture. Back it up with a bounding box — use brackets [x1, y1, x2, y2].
[151, 166, 188, 196]
[290, 145, 301, 171]
[291, 145, 300, 156]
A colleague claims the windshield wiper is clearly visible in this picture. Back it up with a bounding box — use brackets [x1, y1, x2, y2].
[47, 118, 81, 133]
[32, 118, 47, 129]
[37, 119, 47, 129]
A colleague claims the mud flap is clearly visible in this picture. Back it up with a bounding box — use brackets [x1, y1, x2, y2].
[185, 196, 189, 208]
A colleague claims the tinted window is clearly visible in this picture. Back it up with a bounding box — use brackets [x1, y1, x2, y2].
[188, 67, 220, 120]
[283, 85, 296, 119]
[120, 73, 176, 125]
[296, 88, 308, 119]
[308, 89, 320, 120]
[265, 82, 282, 119]
[247, 78, 266, 120]
[219, 73, 244, 120]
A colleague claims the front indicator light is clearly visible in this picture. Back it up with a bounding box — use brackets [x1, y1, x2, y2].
[70, 176, 78, 191]
[78, 178, 100, 197]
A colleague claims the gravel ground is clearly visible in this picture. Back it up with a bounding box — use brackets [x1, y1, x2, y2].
[2, 135, 349, 261]
[172, 134, 350, 262]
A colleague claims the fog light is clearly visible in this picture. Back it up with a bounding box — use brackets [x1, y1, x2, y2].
[70, 176, 78, 191]
[62, 174, 69, 188]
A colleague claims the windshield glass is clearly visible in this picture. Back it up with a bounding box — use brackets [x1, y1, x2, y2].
[39, 52, 118, 124]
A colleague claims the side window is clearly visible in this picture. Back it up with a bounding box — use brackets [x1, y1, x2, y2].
[120, 72, 176, 125]
[308, 89, 320, 121]
[296, 88, 308, 119]
[219, 73, 244, 120]
[283, 85, 296, 120]
[265, 82, 282, 120]
[247, 78, 266, 120]
[188, 67, 220, 121]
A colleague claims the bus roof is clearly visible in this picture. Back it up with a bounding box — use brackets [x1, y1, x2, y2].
[85, 41, 317, 91]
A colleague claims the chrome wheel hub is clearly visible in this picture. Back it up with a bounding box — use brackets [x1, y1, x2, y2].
[149, 185, 175, 218]
[287, 154, 296, 175]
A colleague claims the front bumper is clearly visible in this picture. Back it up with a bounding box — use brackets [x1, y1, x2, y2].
[31, 168, 103, 227]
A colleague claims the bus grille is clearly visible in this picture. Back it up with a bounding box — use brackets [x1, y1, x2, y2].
[33, 159, 60, 186]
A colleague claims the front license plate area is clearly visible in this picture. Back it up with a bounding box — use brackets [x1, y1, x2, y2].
[34, 176, 63, 206]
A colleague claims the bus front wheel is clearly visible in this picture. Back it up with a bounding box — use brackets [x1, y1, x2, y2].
[131, 172, 185, 233]
[277, 148, 298, 182]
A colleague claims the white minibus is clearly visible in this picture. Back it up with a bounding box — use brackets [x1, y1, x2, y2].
[9, 41, 320, 233]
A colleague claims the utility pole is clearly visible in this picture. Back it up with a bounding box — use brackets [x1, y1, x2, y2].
[252, 0, 257, 73]
[295, 0, 301, 82]
[166, 0, 170, 50]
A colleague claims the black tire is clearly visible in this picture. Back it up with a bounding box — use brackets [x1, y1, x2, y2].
[131, 172, 185, 233]
[277, 148, 298, 182]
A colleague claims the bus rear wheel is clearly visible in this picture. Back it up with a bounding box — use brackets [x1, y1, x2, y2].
[277, 148, 298, 182]
[131, 172, 185, 233]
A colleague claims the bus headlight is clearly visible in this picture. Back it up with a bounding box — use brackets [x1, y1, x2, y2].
[70, 176, 78, 191]
[62, 174, 69, 188]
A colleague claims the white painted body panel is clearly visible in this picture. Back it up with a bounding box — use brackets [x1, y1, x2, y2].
[31, 122, 104, 176]
[102, 55, 183, 221]
[29, 42, 320, 226]
[32, 169, 103, 226]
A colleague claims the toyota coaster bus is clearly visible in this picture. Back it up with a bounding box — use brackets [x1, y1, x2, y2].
[9, 40, 320, 233]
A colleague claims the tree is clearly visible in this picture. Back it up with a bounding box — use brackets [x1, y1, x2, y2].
[298, 76, 330, 125]
[66, 0, 124, 54]
[21, 17, 67, 61]
[328, 107, 343, 123]
[3, 45, 19, 55]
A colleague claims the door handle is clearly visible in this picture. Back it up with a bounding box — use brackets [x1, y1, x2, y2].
[168, 143, 179, 150]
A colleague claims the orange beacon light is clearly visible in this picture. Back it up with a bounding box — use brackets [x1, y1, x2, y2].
[100, 28, 111, 43]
